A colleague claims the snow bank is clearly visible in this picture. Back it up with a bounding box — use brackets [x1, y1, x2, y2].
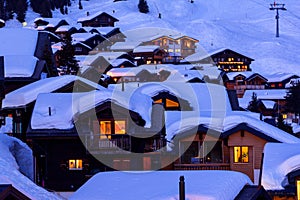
[70, 170, 252, 200]
[0, 133, 61, 199]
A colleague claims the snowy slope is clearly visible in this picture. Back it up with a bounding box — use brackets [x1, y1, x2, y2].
[5, 0, 299, 75]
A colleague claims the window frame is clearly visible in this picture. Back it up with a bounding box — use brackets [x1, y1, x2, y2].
[233, 146, 249, 163]
[99, 119, 127, 139]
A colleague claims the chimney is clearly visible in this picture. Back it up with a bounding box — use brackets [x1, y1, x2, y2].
[150, 104, 165, 134]
[0, 56, 5, 99]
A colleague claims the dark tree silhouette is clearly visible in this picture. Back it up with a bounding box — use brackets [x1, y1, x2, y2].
[285, 81, 300, 117]
[56, 35, 79, 75]
[247, 92, 260, 113]
[138, 0, 149, 13]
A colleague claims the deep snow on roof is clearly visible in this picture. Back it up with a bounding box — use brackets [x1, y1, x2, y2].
[262, 143, 300, 190]
[70, 170, 252, 200]
[165, 111, 300, 144]
[242, 89, 287, 100]
[133, 45, 161, 53]
[0, 28, 38, 56]
[30, 88, 153, 130]
[2, 75, 103, 109]
[264, 72, 298, 82]
[3, 55, 37, 77]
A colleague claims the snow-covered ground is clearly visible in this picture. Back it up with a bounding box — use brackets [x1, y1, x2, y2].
[0, 120, 62, 199]
[8, 0, 298, 76]
[70, 170, 252, 200]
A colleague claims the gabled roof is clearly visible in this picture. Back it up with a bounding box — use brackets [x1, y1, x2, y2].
[184, 48, 254, 63]
[77, 11, 119, 23]
[72, 33, 106, 42]
[226, 72, 268, 82]
[29, 89, 153, 130]
[165, 111, 300, 144]
[264, 72, 299, 83]
[110, 41, 141, 51]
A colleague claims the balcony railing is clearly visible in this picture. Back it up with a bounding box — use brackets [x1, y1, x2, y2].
[84, 134, 131, 152]
[174, 163, 230, 171]
[234, 85, 265, 90]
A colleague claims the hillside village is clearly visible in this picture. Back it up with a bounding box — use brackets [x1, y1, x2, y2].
[0, 0, 300, 199]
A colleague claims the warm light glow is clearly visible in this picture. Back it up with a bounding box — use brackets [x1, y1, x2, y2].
[218, 61, 244, 64]
[22, 22, 27, 27]
[69, 159, 83, 170]
[100, 121, 111, 135]
[115, 120, 126, 134]
[234, 146, 249, 163]
[282, 114, 287, 119]
[166, 99, 179, 108]
[154, 99, 163, 104]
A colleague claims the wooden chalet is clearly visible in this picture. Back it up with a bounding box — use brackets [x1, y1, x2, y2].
[169, 112, 300, 183]
[184, 48, 254, 72]
[225, 72, 268, 98]
[33, 18, 69, 32]
[132, 45, 167, 66]
[86, 27, 126, 44]
[55, 25, 78, 39]
[72, 33, 108, 50]
[141, 34, 199, 58]
[26, 92, 166, 191]
[0, 29, 57, 98]
[0, 75, 103, 141]
[265, 73, 299, 89]
[0, 184, 30, 200]
[77, 11, 119, 27]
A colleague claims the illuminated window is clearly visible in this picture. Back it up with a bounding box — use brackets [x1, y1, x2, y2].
[282, 114, 287, 119]
[278, 83, 283, 87]
[154, 99, 163, 104]
[146, 60, 152, 64]
[115, 120, 126, 134]
[271, 84, 276, 88]
[234, 146, 249, 163]
[228, 58, 232, 62]
[69, 159, 83, 170]
[166, 99, 179, 108]
[100, 120, 126, 138]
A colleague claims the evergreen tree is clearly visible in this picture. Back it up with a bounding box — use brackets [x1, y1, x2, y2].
[247, 92, 260, 113]
[79, 0, 83, 9]
[57, 35, 79, 75]
[285, 81, 300, 117]
[0, 0, 5, 20]
[138, 0, 149, 14]
[16, 0, 28, 23]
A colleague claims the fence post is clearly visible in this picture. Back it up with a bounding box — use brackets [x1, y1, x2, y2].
[179, 176, 185, 200]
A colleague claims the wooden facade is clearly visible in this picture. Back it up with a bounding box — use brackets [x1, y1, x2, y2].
[142, 35, 198, 58]
[78, 12, 119, 27]
[27, 102, 166, 191]
[225, 73, 268, 98]
[172, 123, 280, 183]
[132, 47, 167, 66]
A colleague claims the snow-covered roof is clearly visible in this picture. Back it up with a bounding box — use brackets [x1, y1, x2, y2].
[77, 11, 118, 22]
[184, 48, 227, 63]
[72, 33, 99, 42]
[110, 58, 135, 67]
[55, 25, 76, 32]
[2, 75, 104, 109]
[242, 89, 287, 101]
[110, 41, 141, 51]
[107, 68, 139, 77]
[262, 143, 300, 190]
[92, 27, 116, 35]
[166, 69, 204, 82]
[264, 72, 298, 82]
[0, 28, 38, 56]
[261, 100, 275, 109]
[133, 45, 161, 53]
[70, 170, 252, 200]
[285, 78, 300, 88]
[226, 72, 255, 80]
[0, 19, 5, 24]
[31, 88, 153, 130]
[165, 111, 300, 143]
[4, 55, 37, 77]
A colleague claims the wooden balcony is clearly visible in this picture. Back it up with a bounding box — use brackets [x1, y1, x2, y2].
[174, 163, 230, 171]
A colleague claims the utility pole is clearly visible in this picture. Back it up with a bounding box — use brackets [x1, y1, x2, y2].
[269, 2, 286, 37]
